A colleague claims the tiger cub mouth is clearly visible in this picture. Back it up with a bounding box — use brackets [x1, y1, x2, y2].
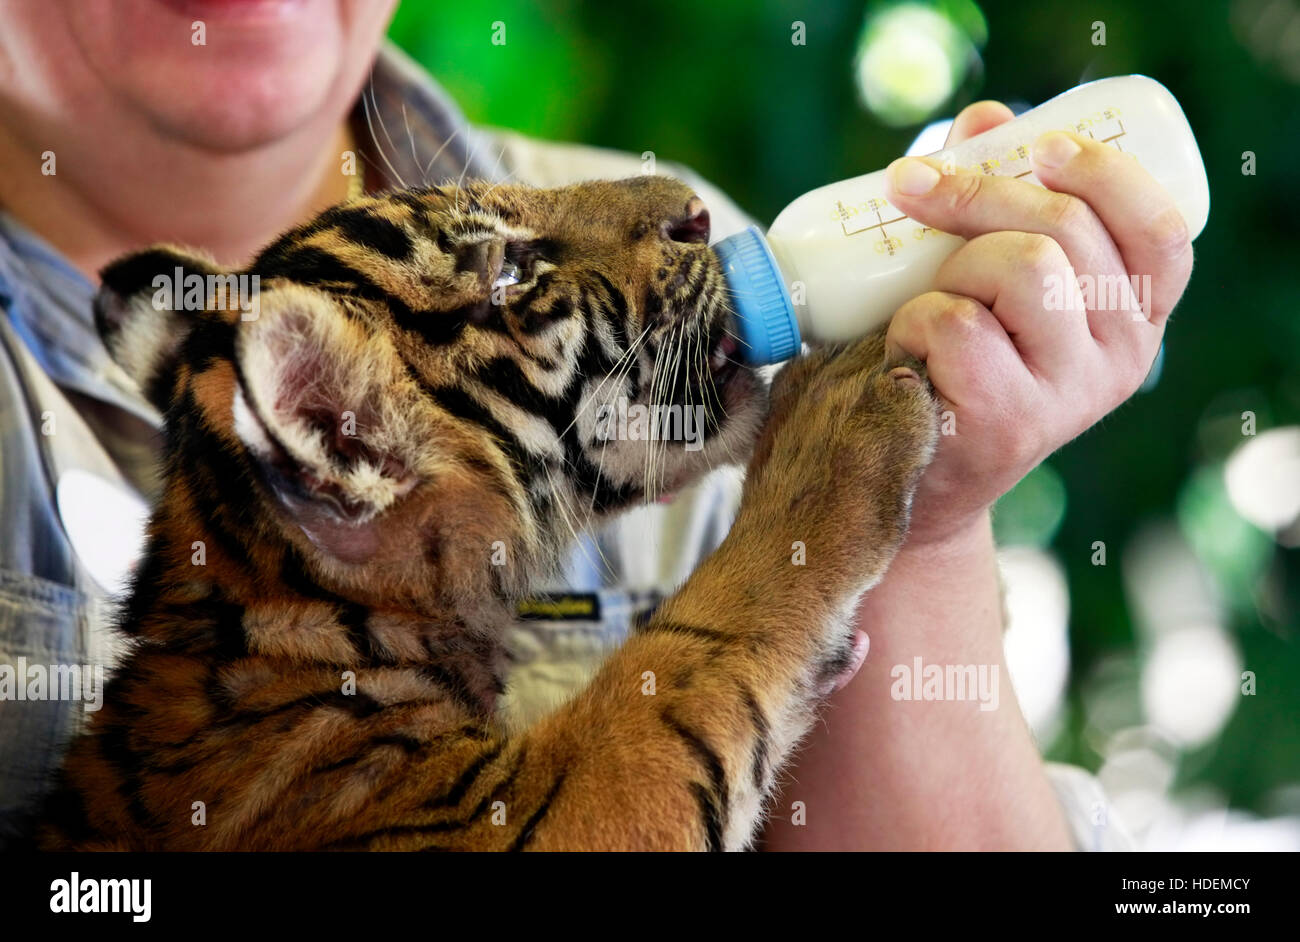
[708, 331, 742, 386]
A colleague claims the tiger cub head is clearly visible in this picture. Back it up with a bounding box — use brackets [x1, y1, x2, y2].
[95, 176, 764, 609]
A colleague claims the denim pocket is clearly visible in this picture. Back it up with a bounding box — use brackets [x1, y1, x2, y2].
[0, 568, 91, 847]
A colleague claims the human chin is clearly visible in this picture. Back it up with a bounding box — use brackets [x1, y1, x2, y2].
[71, 0, 352, 149]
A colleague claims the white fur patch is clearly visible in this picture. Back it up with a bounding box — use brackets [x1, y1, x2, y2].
[236, 285, 422, 518]
[110, 296, 176, 391]
[232, 385, 274, 457]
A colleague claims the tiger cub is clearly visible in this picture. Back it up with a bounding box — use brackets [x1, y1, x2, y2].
[41, 176, 938, 851]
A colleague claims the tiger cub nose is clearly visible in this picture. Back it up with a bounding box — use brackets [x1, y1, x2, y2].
[662, 197, 711, 245]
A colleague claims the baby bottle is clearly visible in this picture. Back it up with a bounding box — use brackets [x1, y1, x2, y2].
[713, 74, 1210, 365]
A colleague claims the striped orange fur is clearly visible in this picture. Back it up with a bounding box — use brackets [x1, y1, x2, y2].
[40, 177, 938, 850]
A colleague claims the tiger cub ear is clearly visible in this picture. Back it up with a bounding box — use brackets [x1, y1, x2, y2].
[94, 246, 225, 411]
[234, 287, 419, 561]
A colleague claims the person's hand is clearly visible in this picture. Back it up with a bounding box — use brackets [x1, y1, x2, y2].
[881, 101, 1195, 545]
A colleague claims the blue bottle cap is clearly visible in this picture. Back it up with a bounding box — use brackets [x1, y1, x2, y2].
[712, 225, 801, 366]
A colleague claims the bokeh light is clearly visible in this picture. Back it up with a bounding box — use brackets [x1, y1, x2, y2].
[1141, 623, 1243, 747]
[854, 1, 985, 126]
[1000, 546, 1071, 739]
[1121, 521, 1242, 751]
[1224, 425, 1300, 544]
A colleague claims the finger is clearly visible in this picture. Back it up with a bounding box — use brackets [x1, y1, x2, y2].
[883, 151, 1139, 347]
[943, 100, 1016, 147]
[932, 231, 1094, 382]
[884, 290, 1037, 418]
[1030, 130, 1194, 328]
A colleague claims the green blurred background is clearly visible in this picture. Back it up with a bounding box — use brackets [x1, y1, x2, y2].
[389, 0, 1300, 848]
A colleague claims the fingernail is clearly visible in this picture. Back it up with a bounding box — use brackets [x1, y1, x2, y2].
[888, 366, 922, 387]
[1033, 131, 1081, 169]
[888, 157, 941, 196]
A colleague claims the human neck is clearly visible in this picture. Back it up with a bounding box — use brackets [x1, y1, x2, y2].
[0, 102, 357, 281]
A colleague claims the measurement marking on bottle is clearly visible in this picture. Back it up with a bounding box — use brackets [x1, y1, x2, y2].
[836, 200, 909, 253]
[1094, 119, 1127, 151]
[832, 110, 1130, 250]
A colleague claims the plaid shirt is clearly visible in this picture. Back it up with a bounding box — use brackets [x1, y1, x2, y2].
[0, 42, 1126, 850]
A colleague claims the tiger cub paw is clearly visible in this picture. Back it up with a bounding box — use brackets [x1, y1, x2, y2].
[739, 331, 939, 593]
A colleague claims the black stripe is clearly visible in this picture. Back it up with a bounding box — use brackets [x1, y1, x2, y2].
[182, 315, 238, 375]
[661, 709, 729, 852]
[589, 274, 634, 372]
[99, 247, 216, 299]
[312, 733, 427, 776]
[131, 588, 248, 659]
[642, 288, 664, 327]
[544, 337, 637, 511]
[316, 206, 414, 261]
[329, 742, 522, 850]
[392, 303, 470, 346]
[518, 295, 572, 335]
[425, 742, 505, 808]
[592, 271, 630, 339]
[741, 688, 771, 791]
[254, 244, 373, 288]
[392, 188, 438, 216]
[689, 782, 724, 852]
[182, 463, 253, 568]
[279, 546, 348, 606]
[426, 745, 527, 842]
[369, 734, 426, 754]
[143, 749, 201, 777]
[312, 754, 364, 775]
[163, 389, 260, 571]
[474, 356, 574, 434]
[415, 380, 539, 482]
[359, 721, 494, 796]
[573, 282, 593, 322]
[254, 247, 460, 354]
[184, 595, 249, 660]
[221, 687, 386, 727]
[637, 620, 732, 648]
[323, 818, 469, 850]
[420, 662, 486, 717]
[96, 722, 165, 834]
[142, 352, 182, 412]
[488, 744, 527, 806]
[508, 771, 567, 851]
[120, 543, 167, 638]
[572, 309, 623, 380]
[337, 602, 396, 665]
[510, 270, 556, 313]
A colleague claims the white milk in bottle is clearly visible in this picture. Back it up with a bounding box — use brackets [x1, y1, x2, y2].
[712, 74, 1210, 365]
